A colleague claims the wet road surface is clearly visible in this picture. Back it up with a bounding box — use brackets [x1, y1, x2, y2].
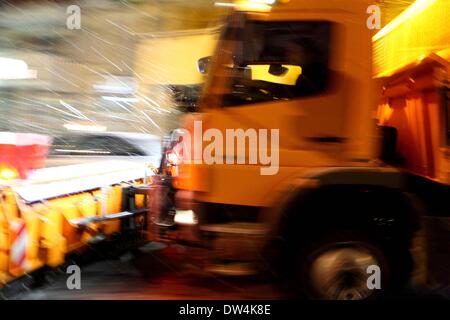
[4, 217, 450, 300]
[10, 243, 286, 300]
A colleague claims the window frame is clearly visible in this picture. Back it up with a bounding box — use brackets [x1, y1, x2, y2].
[202, 16, 333, 109]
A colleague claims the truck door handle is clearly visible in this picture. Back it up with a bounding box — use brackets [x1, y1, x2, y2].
[307, 136, 346, 143]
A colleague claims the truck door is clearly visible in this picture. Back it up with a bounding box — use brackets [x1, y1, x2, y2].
[194, 11, 372, 206]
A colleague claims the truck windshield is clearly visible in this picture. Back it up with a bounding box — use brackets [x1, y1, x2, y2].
[218, 20, 331, 107]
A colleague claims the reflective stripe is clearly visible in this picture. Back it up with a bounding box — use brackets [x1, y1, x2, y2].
[10, 221, 27, 270]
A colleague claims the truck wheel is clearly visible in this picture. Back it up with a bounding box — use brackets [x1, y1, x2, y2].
[292, 231, 412, 300]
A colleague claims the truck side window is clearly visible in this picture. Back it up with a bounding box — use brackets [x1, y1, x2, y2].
[221, 21, 331, 107]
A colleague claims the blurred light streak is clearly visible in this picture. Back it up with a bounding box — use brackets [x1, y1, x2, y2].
[63, 123, 107, 132]
[105, 19, 136, 36]
[91, 46, 124, 72]
[373, 0, 436, 41]
[45, 67, 81, 89]
[214, 1, 272, 12]
[121, 62, 144, 81]
[139, 110, 162, 131]
[43, 103, 86, 120]
[0, 57, 36, 80]
[102, 96, 140, 103]
[59, 100, 90, 120]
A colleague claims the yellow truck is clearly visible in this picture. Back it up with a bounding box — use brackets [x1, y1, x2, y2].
[157, 0, 450, 299]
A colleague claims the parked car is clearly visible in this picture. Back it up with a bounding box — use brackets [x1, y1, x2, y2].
[46, 132, 162, 168]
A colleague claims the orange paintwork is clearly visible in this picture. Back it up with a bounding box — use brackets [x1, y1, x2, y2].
[376, 0, 450, 184]
[373, 0, 450, 77]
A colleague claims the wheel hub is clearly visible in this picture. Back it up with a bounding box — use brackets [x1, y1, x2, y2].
[309, 244, 379, 300]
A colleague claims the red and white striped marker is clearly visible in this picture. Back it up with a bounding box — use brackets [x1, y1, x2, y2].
[9, 220, 28, 271]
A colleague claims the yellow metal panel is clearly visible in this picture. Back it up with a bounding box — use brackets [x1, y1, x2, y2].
[135, 32, 218, 85]
[373, 0, 450, 77]
[38, 205, 66, 267]
[21, 206, 45, 272]
[102, 186, 123, 235]
[77, 193, 97, 218]
[1, 190, 19, 221]
[46, 197, 87, 252]
[0, 176, 147, 286]
[0, 204, 9, 285]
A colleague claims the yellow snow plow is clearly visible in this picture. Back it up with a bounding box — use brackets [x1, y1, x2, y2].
[0, 141, 154, 287]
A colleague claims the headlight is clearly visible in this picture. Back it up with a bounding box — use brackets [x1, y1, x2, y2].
[166, 150, 181, 165]
[174, 209, 198, 225]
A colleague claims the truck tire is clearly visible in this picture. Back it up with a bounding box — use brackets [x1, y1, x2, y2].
[291, 229, 413, 300]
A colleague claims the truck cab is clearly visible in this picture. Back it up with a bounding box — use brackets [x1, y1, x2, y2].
[176, 0, 378, 205]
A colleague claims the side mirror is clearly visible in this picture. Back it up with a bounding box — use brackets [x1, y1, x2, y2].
[197, 56, 211, 74]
